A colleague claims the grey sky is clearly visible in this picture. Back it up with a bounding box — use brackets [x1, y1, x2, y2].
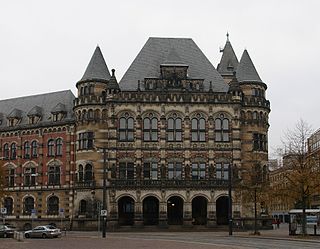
[0, 0, 319, 156]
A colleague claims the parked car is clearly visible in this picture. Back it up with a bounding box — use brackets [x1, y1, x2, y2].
[0, 224, 17, 238]
[24, 225, 61, 239]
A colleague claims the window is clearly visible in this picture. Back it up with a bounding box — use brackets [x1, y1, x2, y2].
[24, 196, 34, 215]
[191, 117, 206, 142]
[78, 132, 94, 150]
[24, 167, 36, 186]
[48, 139, 55, 156]
[119, 115, 134, 141]
[216, 163, 229, 180]
[56, 138, 63, 156]
[191, 163, 206, 180]
[215, 114, 230, 142]
[253, 133, 267, 151]
[31, 141, 38, 158]
[84, 164, 93, 182]
[48, 165, 60, 185]
[79, 200, 87, 215]
[24, 141, 30, 158]
[167, 116, 182, 141]
[10, 143, 17, 160]
[143, 116, 158, 141]
[6, 168, 15, 187]
[3, 143, 9, 159]
[78, 165, 84, 182]
[119, 162, 134, 179]
[47, 196, 59, 215]
[143, 162, 158, 179]
[168, 162, 182, 179]
[4, 197, 13, 215]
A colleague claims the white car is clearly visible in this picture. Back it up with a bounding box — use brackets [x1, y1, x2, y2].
[24, 225, 61, 238]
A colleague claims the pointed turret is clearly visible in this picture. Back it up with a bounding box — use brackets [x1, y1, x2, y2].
[236, 49, 262, 83]
[79, 46, 111, 83]
[217, 34, 239, 76]
[107, 69, 120, 91]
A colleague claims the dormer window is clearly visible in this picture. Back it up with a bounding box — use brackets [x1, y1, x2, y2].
[7, 108, 22, 127]
[51, 103, 67, 122]
[27, 106, 42, 125]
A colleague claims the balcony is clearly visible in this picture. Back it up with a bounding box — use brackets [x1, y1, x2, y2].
[109, 179, 228, 189]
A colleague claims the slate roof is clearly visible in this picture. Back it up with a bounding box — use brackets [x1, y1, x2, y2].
[217, 39, 239, 75]
[0, 90, 75, 129]
[80, 46, 111, 82]
[120, 37, 228, 92]
[107, 69, 120, 90]
[236, 49, 262, 83]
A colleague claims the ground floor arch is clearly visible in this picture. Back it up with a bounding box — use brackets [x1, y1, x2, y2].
[167, 196, 183, 225]
[216, 196, 229, 225]
[143, 196, 159, 225]
[118, 196, 135, 226]
[192, 196, 208, 225]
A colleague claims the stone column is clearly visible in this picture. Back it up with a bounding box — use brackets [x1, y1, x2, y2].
[183, 201, 193, 227]
[158, 201, 168, 228]
[207, 201, 217, 227]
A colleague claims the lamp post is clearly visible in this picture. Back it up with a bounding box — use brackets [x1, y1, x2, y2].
[102, 147, 107, 238]
[228, 163, 233, 235]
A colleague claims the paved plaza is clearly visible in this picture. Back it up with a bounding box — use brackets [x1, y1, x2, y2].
[1, 224, 320, 249]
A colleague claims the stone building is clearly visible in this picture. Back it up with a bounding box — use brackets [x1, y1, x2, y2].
[1, 36, 270, 230]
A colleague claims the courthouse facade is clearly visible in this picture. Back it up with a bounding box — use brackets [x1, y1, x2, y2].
[0, 36, 270, 230]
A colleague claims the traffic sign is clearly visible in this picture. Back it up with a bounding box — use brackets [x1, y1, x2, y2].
[1, 208, 7, 214]
[100, 210, 107, 216]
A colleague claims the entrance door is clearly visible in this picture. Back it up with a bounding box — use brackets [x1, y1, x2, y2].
[167, 196, 183, 225]
[143, 196, 159, 225]
[192, 196, 207, 225]
[216, 196, 229, 225]
[118, 196, 135, 225]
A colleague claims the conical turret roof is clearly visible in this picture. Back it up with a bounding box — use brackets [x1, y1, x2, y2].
[217, 36, 238, 75]
[80, 46, 111, 82]
[236, 49, 262, 83]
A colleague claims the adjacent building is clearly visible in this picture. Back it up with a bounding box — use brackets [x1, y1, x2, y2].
[1, 36, 270, 230]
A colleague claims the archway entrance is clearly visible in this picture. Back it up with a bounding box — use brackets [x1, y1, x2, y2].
[118, 196, 135, 226]
[143, 196, 159, 225]
[216, 196, 229, 225]
[167, 196, 183, 225]
[192, 196, 207, 225]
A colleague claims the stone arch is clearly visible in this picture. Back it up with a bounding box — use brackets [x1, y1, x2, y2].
[192, 195, 208, 225]
[143, 196, 159, 225]
[216, 195, 229, 225]
[167, 195, 184, 225]
[118, 196, 135, 226]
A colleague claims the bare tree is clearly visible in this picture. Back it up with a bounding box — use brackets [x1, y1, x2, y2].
[275, 119, 320, 235]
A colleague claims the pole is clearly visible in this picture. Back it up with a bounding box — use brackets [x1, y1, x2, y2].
[228, 163, 233, 235]
[254, 187, 258, 235]
[102, 148, 107, 238]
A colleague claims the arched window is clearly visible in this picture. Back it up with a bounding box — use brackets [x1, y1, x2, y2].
[3, 143, 9, 159]
[48, 139, 55, 156]
[78, 165, 84, 182]
[79, 200, 87, 215]
[191, 117, 206, 142]
[215, 114, 230, 142]
[143, 116, 158, 141]
[31, 140, 38, 158]
[84, 86, 89, 95]
[10, 143, 17, 160]
[24, 196, 34, 215]
[84, 164, 93, 182]
[56, 138, 63, 156]
[4, 197, 13, 215]
[48, 165, 60, 185]
[24, 141, 30, 158]
[119, 115, 134, 141]
[167, 116, 182, 141]
[24, 166, 36, 186]
[88, 109, 94, 120]
[47, 196, 59, 215]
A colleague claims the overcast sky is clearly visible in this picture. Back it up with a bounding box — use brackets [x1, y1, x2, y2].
[0, 0, 319, 157]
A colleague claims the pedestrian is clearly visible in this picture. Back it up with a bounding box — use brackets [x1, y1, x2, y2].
[277, 218, 280, 229]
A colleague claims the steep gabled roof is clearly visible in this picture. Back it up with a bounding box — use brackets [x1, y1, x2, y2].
[80, 46, 111, 82]
[217, 38, 239, 75]
[236, 49, 262, 83]
[120, 37, 228, 92]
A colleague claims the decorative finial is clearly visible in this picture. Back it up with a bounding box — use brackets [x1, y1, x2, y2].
[226, 32, 229, 41]
[111, 69, 115, 77]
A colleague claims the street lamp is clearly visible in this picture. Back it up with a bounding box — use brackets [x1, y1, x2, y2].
[228, 163, 233, 236]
